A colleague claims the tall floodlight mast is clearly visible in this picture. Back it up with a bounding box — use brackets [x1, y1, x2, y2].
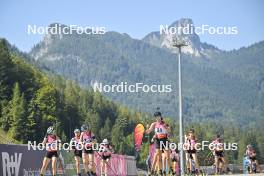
[172, 37, 188, 176]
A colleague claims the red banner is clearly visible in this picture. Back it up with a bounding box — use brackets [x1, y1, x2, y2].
[134, 124, 145, 151]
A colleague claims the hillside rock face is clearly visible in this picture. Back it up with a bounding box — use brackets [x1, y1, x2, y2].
[143, 18, 220, 57]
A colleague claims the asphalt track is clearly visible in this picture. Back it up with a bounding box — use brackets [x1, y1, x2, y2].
[225, 174, 263, 176]
[136, 169, 264, 176]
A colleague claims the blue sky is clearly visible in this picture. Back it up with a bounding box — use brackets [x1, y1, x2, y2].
[0, 0, 263, 51]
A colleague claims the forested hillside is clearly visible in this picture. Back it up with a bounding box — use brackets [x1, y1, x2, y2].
[0, 38, 141, 149]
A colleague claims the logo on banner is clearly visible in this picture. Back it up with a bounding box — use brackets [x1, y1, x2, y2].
[2, 152, 22, 176]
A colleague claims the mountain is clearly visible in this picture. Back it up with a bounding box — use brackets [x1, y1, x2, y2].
[29, 21, 264, 128]
[142, 18, 220, 57]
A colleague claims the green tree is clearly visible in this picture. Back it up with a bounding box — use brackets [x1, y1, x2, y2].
[0, 100, 12, 131]
[64, 80, 81, 138]
[111, 117, 128, 154]
[34, 82, 57, 129]
[9, 83, 27, 142]
[86, 111, 100, 137]
[0, 39, 14, 100]
[25, 99, 38, 141]
[100, 117, 111, 140]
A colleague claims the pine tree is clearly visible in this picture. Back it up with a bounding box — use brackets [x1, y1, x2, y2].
[9, 83, 27, 142]
[63, 80, 81, 138]
[0, 100, 12, 131]
[34, 83, 57, 128]
[25, 99, 38, 141]
[0, 39, 14, 100]
[100, 117, 111, 140]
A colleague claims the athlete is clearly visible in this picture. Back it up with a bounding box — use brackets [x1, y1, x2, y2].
[148, 134, 159, 175]
[70, 128, 82, 176]
[184, 129, 200, 174]
[210, 134, 225, 174]
[40, 126, 61, 176]
[170, 147, 180, 175]
[80, 124, 97, 176]
[98, 138, 114, 176]
[245, 144, 259, 173]
[161, 124, 173, 175]
[145, 110, 172, 175]
[146, 124, 155, 175]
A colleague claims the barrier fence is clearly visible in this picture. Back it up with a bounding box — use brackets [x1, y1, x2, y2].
[0, 144, 137, 176]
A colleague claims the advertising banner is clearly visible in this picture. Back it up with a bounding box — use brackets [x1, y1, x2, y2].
[0, 144, 49, 176]
[0, 144, 137, 176]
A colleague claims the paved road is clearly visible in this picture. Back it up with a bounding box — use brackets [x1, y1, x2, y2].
[224, 174, 263, 176]
[137, 170, 264, 176]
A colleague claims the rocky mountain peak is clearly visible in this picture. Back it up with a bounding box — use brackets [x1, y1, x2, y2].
[143, 18, 220, 57]
[169, 18, 194, 28]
